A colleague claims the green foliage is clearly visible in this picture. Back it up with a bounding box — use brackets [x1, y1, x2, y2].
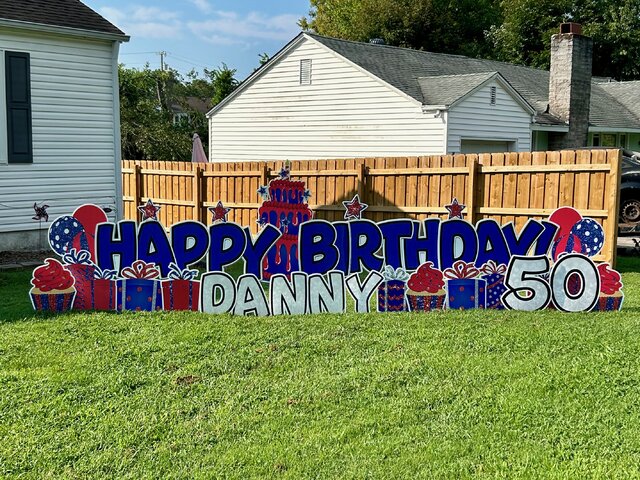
[300, 0, 502, 58]
[489, 0, 640, 80]
[119, 64, 239, 161]
[301, 0, 640, 80]
[1, 258, 640, 476]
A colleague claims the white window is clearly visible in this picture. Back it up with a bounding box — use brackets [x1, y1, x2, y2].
[300, 59, 312, 85]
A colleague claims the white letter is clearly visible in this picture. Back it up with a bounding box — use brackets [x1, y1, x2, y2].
[346, 271, 383, 313]
[201, 272, 236, 314]
[308, 271, 346, 314]
[234, 274, 270, 316]
[270, 273, 308, 315]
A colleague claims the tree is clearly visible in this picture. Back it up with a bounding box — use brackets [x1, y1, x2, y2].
[119, 64, 239, 161]
[488, 0, 640, 80]
[299, 0, 503, 59]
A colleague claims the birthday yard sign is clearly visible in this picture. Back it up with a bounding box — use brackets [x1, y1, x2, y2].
[30, 164, 624, 315]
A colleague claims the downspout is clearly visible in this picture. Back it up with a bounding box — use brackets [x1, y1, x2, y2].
[112, 41, 123, 221]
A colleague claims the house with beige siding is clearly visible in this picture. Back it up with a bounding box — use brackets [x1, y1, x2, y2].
[0, 0, 128, 250]
[207, 25, 640, 162]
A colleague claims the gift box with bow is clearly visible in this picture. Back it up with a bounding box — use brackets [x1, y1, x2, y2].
[161, 263, 200, 311]
[91, 266, 118, 311]
[377, 266, 409, 312]
[116, 260, 162, 312]
[63, 249, 96, 310]
[480, 260, 507, 310]
[444, 261, 486, 310]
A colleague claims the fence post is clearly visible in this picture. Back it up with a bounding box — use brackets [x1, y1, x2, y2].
[606, 149, 622, 267]
[132, 164, 141, 222]
[466, 156, 478, 223]
[192, 167, 202, 222]
[357, 160, 366, 200]
[260, 162, 269, 187]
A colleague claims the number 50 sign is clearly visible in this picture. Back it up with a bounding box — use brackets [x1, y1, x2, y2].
[503, 254, 601, 312]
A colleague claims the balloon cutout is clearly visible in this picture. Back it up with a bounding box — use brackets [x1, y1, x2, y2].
[550, 207, 605, 259]
[48, 204, 108, 261]
[32, 203, 49, 222]
[445, 198, 466, 219]
[343, 194, 368, 220]
[138, 199, 161, 221]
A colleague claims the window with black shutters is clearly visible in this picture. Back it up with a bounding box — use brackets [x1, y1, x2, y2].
[5, 51, 33, 164]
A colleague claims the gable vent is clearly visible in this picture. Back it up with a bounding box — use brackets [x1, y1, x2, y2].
[300, 59, 312, 85]
[490, 86, 497, 105]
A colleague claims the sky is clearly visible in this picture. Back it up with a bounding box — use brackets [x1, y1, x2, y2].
[83, 0, 310, 79]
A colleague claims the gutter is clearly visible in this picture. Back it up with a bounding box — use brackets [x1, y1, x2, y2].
[0, 18, 130, 42]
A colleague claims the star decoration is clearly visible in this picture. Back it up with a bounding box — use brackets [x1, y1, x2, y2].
[138, 199, 161, 221]
[257, 185, 270, 200]
[278, 167, 290, 180]
[280, 217, 290, 233]
[302, 189, 312, 203]
[209, 201, 231, 223]
[256, 216, 267, 228]
[445, 198, 466, 219]
[342, 194, 368, 220]
[32, 202, 50, 222]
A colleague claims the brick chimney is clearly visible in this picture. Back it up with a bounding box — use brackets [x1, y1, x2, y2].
[548, 22, 593, 149]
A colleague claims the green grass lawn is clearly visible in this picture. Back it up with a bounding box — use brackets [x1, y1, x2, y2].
[2, 260, 640, 478]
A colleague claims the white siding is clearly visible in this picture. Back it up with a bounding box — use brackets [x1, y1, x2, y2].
[447, 81, 532, 154]
[209, 37, 446, 162]
[0, 27, 118, 236]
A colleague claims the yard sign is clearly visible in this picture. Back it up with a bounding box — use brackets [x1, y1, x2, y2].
[30, 165, 623, 314]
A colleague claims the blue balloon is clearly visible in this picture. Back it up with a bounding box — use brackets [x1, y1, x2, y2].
[570, 218, 604, 257]
[49, 215, 85, 255]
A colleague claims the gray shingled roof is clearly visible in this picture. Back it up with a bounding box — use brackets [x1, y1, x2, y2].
[417, 72, 495, 106]
[308, 33, 640, 130]
[0, 0, 126, 37]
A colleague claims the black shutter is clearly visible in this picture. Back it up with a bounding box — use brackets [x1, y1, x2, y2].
[5, 51, 33, 164]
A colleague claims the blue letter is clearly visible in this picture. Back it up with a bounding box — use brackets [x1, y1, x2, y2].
[299, 220, 339, 274]
[404, 219, 441, 270]
[439, 219, 478, 270]
[379, 219, 414, 269]
[208, 223, 247, 272]
[138, 221, 176, 277]
[96, 221, 137, 273]
[172, 221, 210, 270]
[243, 225, 281, 278]
[349, 220, 384, 274]
[476, 219, 511, 267]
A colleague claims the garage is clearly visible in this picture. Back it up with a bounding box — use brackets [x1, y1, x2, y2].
[460, 139, 515, 154]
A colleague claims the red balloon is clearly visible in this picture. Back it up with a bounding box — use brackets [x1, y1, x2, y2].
[72, 204, 108, 262]
[549, 207, 582, 235]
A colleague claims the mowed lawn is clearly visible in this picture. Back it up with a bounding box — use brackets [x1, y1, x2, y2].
[1, 260, 640, 478]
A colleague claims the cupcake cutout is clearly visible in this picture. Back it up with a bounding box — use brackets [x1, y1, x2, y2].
[30, 259, 76, 312]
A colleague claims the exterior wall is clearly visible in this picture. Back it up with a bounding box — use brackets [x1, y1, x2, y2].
[630, 134, 640, 151]
[532, 131, 549, 151]
[0, 27, 119, 250]
[447, 80, 532, 153]
[209, 37, 447, 162]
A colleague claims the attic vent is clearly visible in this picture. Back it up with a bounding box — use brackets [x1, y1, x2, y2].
[490, 86, 497, 105]
[300, 59, 312, 85]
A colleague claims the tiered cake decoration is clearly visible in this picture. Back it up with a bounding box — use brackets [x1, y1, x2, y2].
[257, 162, 313, 279]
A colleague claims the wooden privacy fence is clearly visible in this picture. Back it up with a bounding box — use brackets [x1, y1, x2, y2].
[122, 149, 622, 264]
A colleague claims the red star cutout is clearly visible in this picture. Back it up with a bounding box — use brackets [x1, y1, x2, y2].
[343, 194, 368, 220]
[138, 199, 161, 221]
[445, 198, 466, 219]
[209, 201, 231, 223]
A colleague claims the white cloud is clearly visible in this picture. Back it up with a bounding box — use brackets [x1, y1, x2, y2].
[188, 10, 300, 45]
[99, 5, 183, 39]
[189, 0, 213, 14]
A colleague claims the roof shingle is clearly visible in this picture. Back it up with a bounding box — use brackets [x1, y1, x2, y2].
[0, 0, 126, 37]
